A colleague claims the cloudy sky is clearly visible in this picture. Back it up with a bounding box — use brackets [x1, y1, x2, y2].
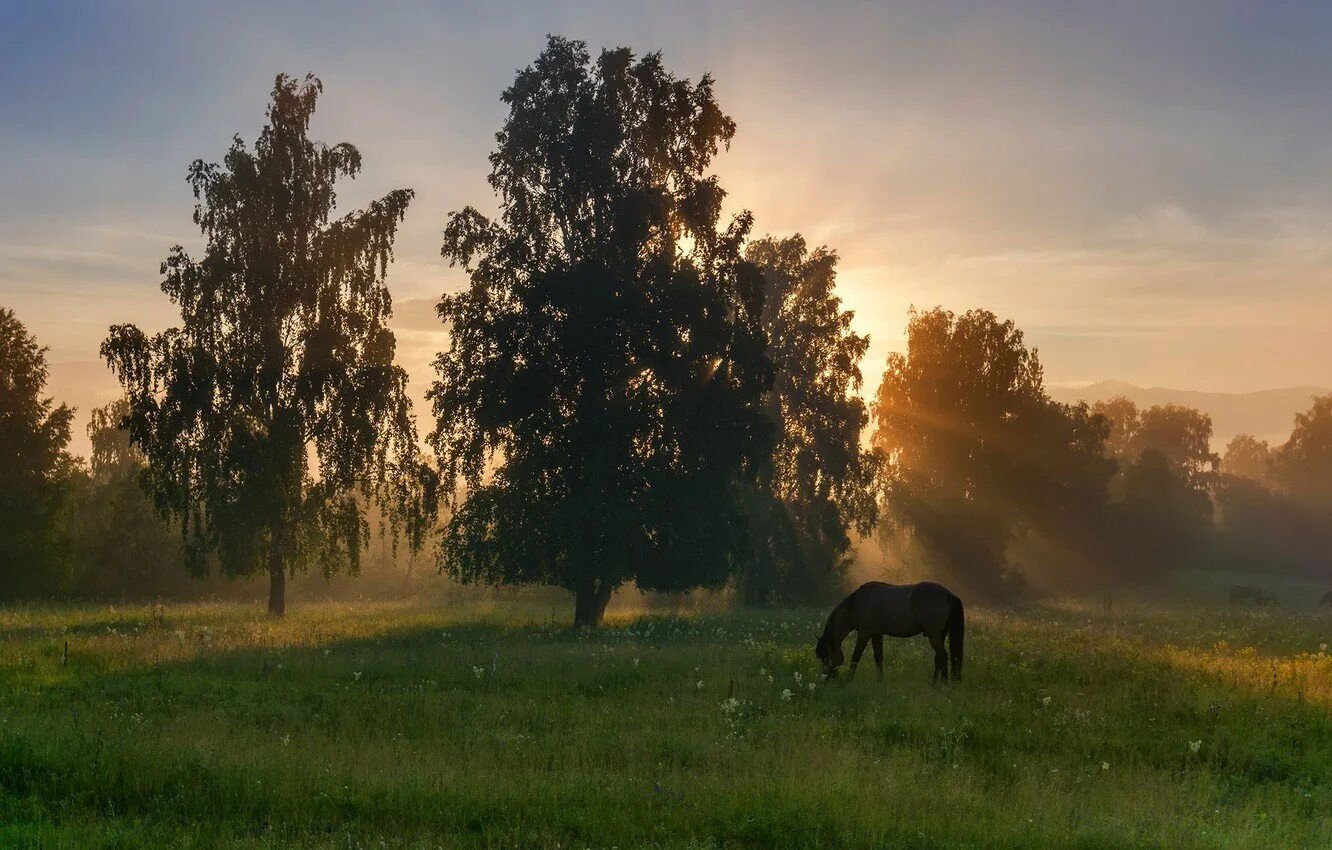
[4, 1, 1332, 456]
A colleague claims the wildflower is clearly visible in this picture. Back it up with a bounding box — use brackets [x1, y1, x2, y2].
[633, 658, 640, 668]
[1190, 740, 1202, 753]
[471, 666, 484, 679]
[721, 697, 739, 714]
[1101, 762, 1109, 770]
[781, 689, 794, 701]
[794, 671, 803, 685]
[353, 671, 362, 682]
[1041, 696, 1052, 707]
[696, 680, 704, 690]
[807, 682, 815, 694]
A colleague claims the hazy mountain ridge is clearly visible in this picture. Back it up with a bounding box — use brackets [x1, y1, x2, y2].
[1050, 380, 1330, 447]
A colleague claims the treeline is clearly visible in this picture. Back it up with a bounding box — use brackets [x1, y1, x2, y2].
[3, 37, 1331, 620]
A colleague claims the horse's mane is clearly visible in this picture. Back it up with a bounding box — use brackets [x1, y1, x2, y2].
[820, 595, 849, 641]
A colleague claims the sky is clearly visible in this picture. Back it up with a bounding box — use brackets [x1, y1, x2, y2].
[4, 1, 1332, 457]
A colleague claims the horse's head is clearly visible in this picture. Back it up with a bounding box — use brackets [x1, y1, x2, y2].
[814, 632, 843, 676]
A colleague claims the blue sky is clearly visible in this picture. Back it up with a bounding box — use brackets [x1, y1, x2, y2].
[4, 1, 1332, 455]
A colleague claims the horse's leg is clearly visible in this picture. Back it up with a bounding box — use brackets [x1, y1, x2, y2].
[927, 630, 947, 683]
[872, 635, 884, 679]
[849, 633, 870, 677]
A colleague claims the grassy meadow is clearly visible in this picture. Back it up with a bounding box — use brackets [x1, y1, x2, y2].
[0, 593, 1329, 848]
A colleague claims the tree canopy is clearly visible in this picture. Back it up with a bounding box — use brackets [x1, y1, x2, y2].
[871, 307, 1113, 597]
[0, 307, 75, 598]
[1272, 394, 1332, 511]
[1221, 433, 1273, 485]
[102, 74, 434, 615]
[738, 235, 878, 605]
[429, 36, 772, 626]
[67, 399, 182, 600]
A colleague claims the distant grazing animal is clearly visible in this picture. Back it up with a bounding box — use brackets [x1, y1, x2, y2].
[1230, 585, 1265, 605]
[1319, 590, 1332, 608]
[815, 581, 964, 683]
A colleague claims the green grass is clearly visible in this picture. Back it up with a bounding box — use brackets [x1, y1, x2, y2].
[0, 596, 1329, 848]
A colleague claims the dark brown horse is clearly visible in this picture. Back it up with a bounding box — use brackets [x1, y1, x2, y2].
[815, 581, 964, 682]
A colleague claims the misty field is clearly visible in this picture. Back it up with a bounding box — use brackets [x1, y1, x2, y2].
[0, 598, 1329, 849]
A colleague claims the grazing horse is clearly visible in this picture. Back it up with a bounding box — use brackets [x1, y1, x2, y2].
[815, 581, 964, 682]
[1319, 590, 1332, 608]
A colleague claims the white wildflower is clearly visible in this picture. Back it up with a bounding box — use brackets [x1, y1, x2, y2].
[781, 689, 793, 701]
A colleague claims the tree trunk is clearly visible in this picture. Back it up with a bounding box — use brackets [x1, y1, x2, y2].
[572, 580, 613, 628]
[268, 548, 286, 617]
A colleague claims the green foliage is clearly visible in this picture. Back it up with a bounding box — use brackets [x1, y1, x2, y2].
[0, 308, 75, 599]
[1091, 397, 1219, 578]
[101, 74, 435, 614]
[871, 307, 1113, 598]
[737, 236, 879, 606]
[65, 399, 183, 599]
[1222, 433, 1273, 484]
[1214, 475, 1332, 578]
[1272, 394, 1332, 511]
[1213, 399, 1332, 579]
[429, 37, 772, 626]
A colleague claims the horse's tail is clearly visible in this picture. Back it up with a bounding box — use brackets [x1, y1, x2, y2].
[947, 593, 965, 681]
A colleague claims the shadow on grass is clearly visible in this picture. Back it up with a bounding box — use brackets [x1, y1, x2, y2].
[0, 603, 1329, 847]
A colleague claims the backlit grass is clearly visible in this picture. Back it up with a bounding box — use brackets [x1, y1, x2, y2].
[0, 597, 1328, 848]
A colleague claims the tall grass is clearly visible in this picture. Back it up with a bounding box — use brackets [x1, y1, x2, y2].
[0, 598, 1328, 848]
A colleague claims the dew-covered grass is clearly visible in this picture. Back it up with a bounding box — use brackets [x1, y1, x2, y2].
[0, 596, 1328, 848]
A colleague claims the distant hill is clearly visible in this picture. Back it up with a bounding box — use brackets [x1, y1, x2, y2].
[1049, 380, 1329, 448]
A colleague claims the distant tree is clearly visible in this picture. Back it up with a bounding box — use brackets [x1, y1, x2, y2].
[871, 307, 1110, 597]
[0, 307, 75, 598]
[429, 37, 771, 627]
[1215, 473, 1332, 578]
[1119, 447, 1213, 573]
[1130, 403, 1218, 493]
[1087, 396, 1219, 574]
[1091, 395, 1139, 461]
[1012, 398, 1117, 547]
[1272, 394, 1332, 511]
[102, 74, 435, 616]
[68, 399, 181, 599]
[1092, 396, 1217, 512]
[1221, 433, 1273, 485]
[738, 235, 878, 605]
